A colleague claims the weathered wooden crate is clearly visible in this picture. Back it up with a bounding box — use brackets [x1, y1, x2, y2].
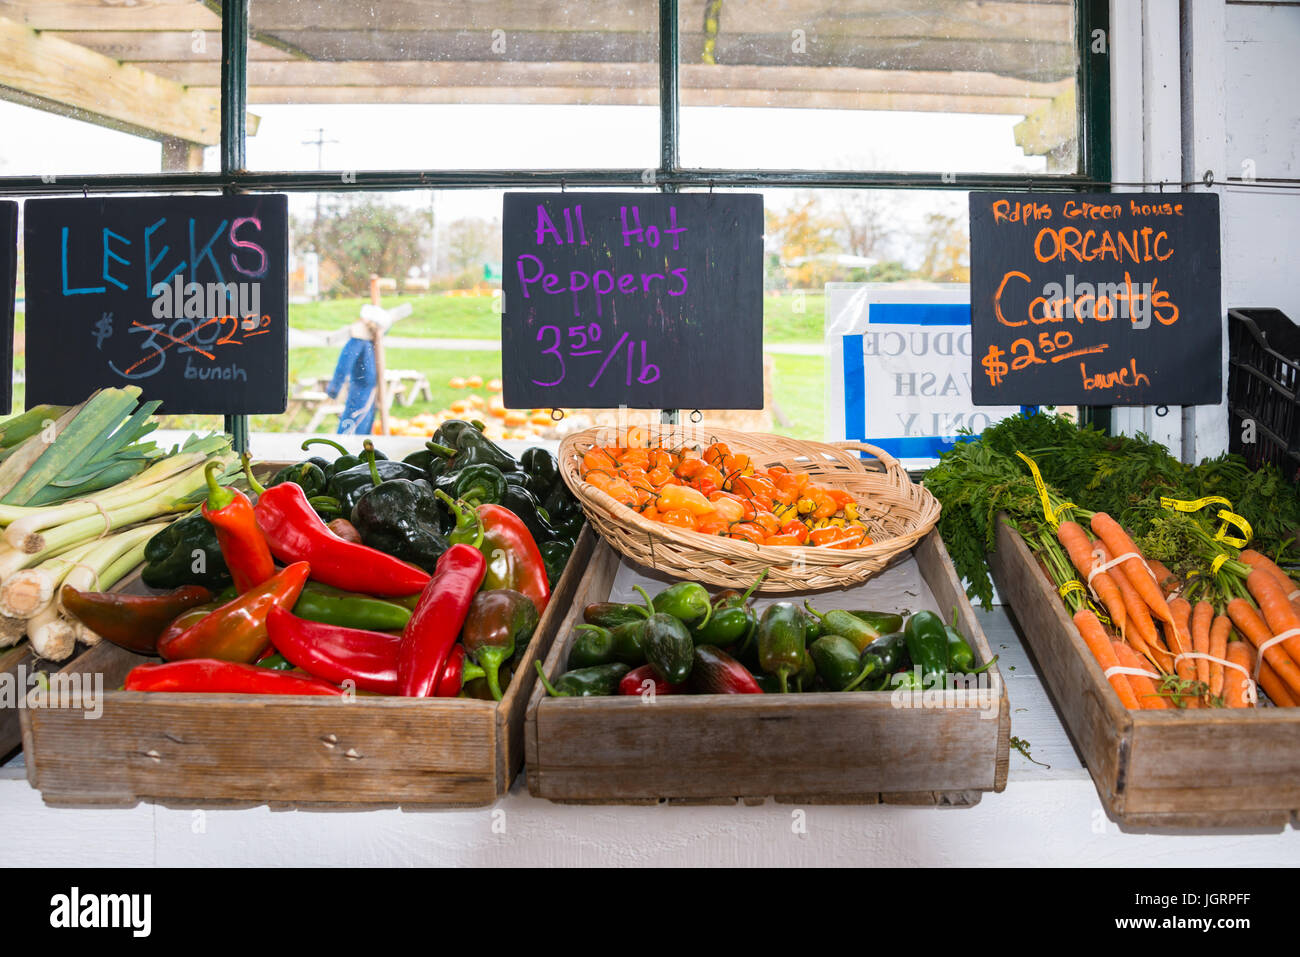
[20, 526, 594, 809]
[989, 518, 1300, 829]
[526, 529, 1009, 806]
[0, 642, 104, 757]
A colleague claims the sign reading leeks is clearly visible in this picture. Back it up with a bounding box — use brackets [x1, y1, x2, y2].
[24, 194, 289, 413]
[501, 192, 764, 410]
[0, 201, 15, 414]
[970, 192, 1221, 406]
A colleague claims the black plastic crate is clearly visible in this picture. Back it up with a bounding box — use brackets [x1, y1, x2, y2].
[1227, 308, 1300, 478]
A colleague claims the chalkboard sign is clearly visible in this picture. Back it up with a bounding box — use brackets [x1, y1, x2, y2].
[970, 192, 1221, 406]
[501, 192, 764, 410]
[23, 194, 289, 414]
[0, 202, 15, 415]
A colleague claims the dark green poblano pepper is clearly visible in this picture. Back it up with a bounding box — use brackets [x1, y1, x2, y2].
[268, 461, 328, 498]
[141, 513, 232, 590]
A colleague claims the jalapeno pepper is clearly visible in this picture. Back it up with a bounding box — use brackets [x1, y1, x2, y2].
[567, 624, 617, 670]
[757, 601, 805, 694]
[944, 624, 997, 675]
[904, 610, 949, 684]
[642, 582, 713, 629]
[809, 634, 864, 691]
[618, 663, 687, 696]
[461, 588, 539, 701]
[692, 572, 764, 646]
[804, 601, 880, 653]
[609, 618, 650, 666]
[643, 612, 695, 684]
[842, 631, 910, 692]
[534, 661, 630, 698]
[689, 646, 764, 694]
[583, 598, 652, 629]
[848, 610, 906, 636]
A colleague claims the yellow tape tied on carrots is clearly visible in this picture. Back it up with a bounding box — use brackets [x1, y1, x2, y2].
[1014, 451, 1073, 528]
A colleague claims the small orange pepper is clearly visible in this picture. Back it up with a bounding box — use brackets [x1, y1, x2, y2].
[728, 523, 766, 546]
[657, 484, 716, 516]
[695, 513, 730, 536]
[659, 508, 699, 532]
[708, 496, 746, 524]
[752, 510, 781, 536]
[762, 534, 804, 547]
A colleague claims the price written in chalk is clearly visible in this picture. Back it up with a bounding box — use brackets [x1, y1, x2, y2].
[979, 330, 1107, 388]
[532, 322, 660, 389]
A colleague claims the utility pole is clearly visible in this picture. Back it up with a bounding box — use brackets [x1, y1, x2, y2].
[302, 127, 337, 222]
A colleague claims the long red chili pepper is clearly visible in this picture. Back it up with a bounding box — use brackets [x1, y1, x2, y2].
[245, 458, 430, 598]
[267, 607, 401, 695]
[61, 584, 213, 655]
[158, 561, 310, 663]
[201, 461, 275, 593]
[125, 658, 343, 695]
[398, 543, 486, 696]
[437, 491, 550, 614]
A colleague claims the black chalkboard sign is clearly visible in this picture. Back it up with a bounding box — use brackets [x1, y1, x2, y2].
[501, 192, 764, 410]
[0, 201, 15, 415]
[23, 194, 288, 414]
[970, 192, 1221, 406]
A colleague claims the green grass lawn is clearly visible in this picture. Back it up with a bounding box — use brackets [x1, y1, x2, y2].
[291, 292, 824, 344]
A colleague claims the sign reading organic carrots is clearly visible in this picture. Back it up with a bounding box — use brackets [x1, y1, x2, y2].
[969, 192, 1221, 406]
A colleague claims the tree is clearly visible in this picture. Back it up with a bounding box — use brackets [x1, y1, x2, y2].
[833, 191, 889, 262]
[294, 197, 428, 296]
[765, 195, 841, 289]
[916, 212, 970, 283]
[444, 217, 499, 276]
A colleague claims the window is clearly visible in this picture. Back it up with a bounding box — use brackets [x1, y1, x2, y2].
[0, 1, 1108, 443]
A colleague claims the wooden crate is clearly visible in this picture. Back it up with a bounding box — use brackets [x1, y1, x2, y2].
[525, 530, 1009, 805]
[0, 643, 104, 757]
[989, 519, 1300, 829]
[20, 526, 595, 809]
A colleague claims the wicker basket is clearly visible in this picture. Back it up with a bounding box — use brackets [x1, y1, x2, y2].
[558, 426, 941, 592]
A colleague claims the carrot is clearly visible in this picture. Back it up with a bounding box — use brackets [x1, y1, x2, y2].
[1244, 568, 1300, 670]
[1226, 596, 1300, 702]
[1209, 614, 1232, 698]
[1224, 642, 1254, 708]
[1097, 542, 1171, 673]
[1239, 549, 1300, 616]
[1074, 609, 1140, 709]
[1111, 640, 1169, 709]
[1167, 597, 1201, 708]
[1057, 521, 1126, 637]
[1146, 559, 1179, 597]
[1090, 512, 1175, 627]
[1261, 661, 1299, 707]
[1191, 600, 1214, 689]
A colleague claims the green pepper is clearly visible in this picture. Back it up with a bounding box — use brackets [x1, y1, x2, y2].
[302, 437, 387, 478]
[796, 646, 818, 691]
[141, 512, 233, 590]
[848, 610, 906, 636]
[461, 660, 503, 700]
[257, 653, 296, 671]
[268, 461, 327, 498]
[842, 632, 909, 692]
[500, 484, 560, 545]
[431, 418, 482, 451]
[801, 607, 823, 643]
[463, 589, 539, 701]
[757, 601, 805, 694]
[402, 440, 457, 475]
[328, 460, 428, 514]
[892, 670, 923, 691]
[692, 572, 764, 647]
[809, 635, 864, 691]
[752, 672, 782, 693]
[350, 476, 449, 574]
[567, 624, 616, 670]
[291, 584, 412, 632]
[642, 582, 713, 629]
[905, 610, 949, 684]
[534, 661, 630, 698]
[521, 447, 561, 498]
[453, 463, 508, 506]
[643, 613, 694, 684]
[805, 601, 880, 653]
[550, 510, 586, 544]
[455, 428, 518, 473]
[538, 540, 573, 590]
[584, 595, 652, 629]
[609, 619, 649, 666]
[944, 625, 997, 675]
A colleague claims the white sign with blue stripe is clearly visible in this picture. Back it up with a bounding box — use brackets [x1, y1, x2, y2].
[825, 283, 1022, 468]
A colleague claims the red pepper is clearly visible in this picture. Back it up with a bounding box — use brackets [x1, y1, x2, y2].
[246, 460, 430, 598]
[266, 606, 400, 694]
[398, 544, 486, 697]
[158, 561, 310, 663]
[437, 490, 550, 615]
[688, 646, 764, 694]
[434, 644, 488, 697]
[60, 584, 213, 655]
[125, 658, 343, 695]
[201, 461, 275, 593]
[618, 664, 687, 696]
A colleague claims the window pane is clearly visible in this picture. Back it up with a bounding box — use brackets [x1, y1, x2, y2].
[246, 0, 660, 171]
[0, 2, 222, 175]
[679, 0, 1079, 174]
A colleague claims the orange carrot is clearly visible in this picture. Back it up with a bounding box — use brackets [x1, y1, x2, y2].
[1209, 614, 1232, 698]
[1226, 596, 1300, 702]
[1057, 521, 1126, 636]
[1146, 559, 1179, 597]
[1244, 568, 1300, 672]
[1224, 642, 1254, 708]
[1239, 550, 1300, 617]
[1097, 542, 1172, 673]
[1074, 609, 1140, 709]
[1167, 598, 1201, 708]
[1111, 640, 1169, 709]
[1090, 512, 1175, 627]
[1191, 600, 1214, 689]
[1261, 661, 1299, 707]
